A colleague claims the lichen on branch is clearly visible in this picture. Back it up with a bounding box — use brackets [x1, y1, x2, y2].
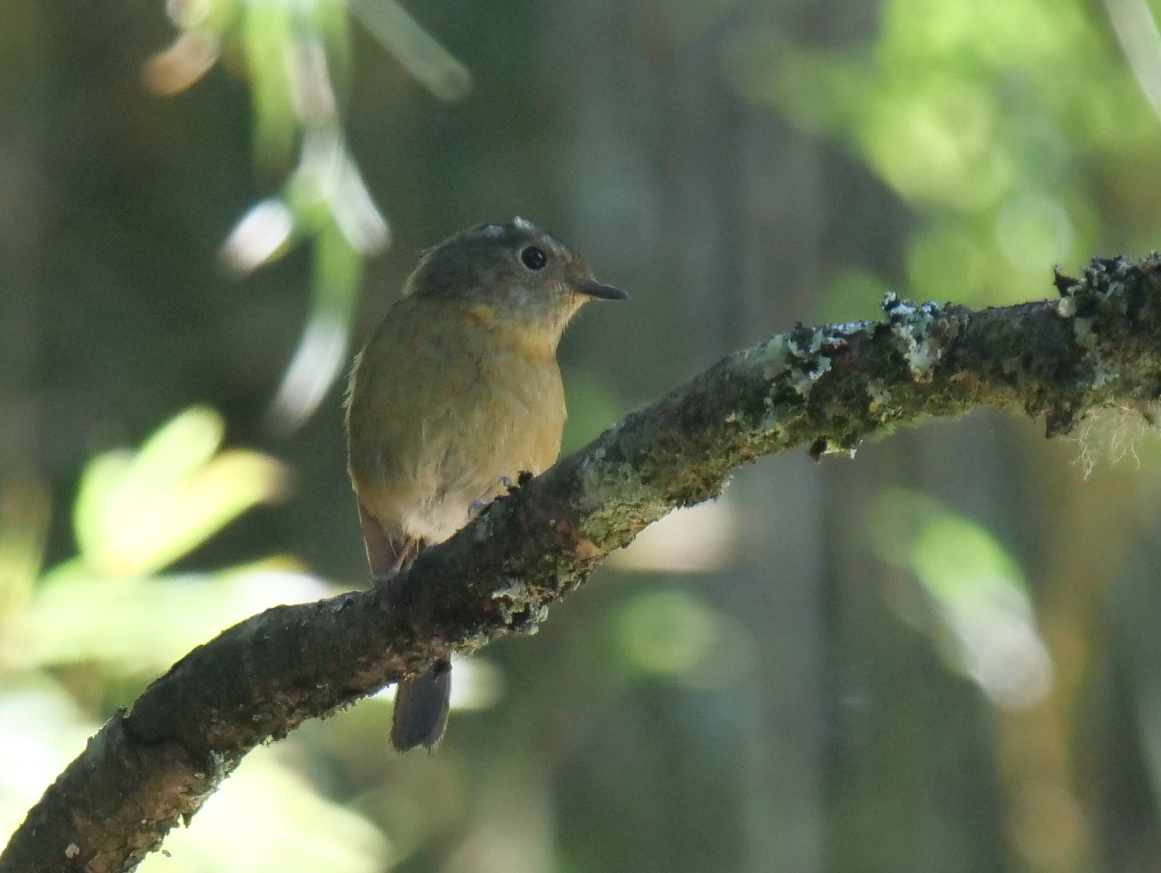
[6, 254, 1161, 873]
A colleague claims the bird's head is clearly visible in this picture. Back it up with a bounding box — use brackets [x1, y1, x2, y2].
[403, 218, 627, 341]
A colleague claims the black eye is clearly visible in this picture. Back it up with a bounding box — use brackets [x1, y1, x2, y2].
[520, 246, 548, 271]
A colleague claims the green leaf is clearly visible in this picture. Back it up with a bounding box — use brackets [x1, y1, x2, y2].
[71, 408, 287, 578]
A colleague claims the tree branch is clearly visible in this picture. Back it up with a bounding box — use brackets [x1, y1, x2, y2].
[6, 254, 1161, 872]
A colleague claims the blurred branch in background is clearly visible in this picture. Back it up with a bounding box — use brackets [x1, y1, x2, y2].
[145, 0, 471, 432]
[8, 253, 1161, 871]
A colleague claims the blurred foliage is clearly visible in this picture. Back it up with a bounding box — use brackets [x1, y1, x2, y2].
[71, 406, 284, 576]
[869, 489, 1052, 710]
[6, 0, 1161, 871]
[0, 408, 391, 871]
[726, 0, 1161, 311]
[616, 587, 752, 689]
[150, 0, 473, 430]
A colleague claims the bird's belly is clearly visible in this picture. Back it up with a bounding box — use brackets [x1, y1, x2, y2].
[401, 494, 475, 546]
[388, 351, 565, 545]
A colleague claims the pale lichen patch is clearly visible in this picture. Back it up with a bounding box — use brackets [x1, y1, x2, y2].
[760, 329, 835, 398]
[1073, 317, 1096, 348]
[1092, 360, 1119, 389]
[1056, 296, 1077, 319]
[490, 578, 550, 633]
[881, 292, 945, 382]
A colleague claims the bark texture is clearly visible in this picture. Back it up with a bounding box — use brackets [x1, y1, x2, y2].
[6, 254, 1161, 872]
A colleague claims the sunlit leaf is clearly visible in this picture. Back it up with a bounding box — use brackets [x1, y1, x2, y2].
[220, 198, 298, 274]
[166, 0, 240, 34]
[287, 33, 338, 126]
[267, 311, 350, 435]
[72, 408, 288, 578]
[8, 559, 327, 672]
[73, 451, 134, 567]
[328, 155, 389, 254]
[75, 407, 227, 567]
[132, 405, 225, 491]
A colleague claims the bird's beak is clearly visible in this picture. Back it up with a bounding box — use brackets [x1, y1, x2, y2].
[575, 279, 630, 301]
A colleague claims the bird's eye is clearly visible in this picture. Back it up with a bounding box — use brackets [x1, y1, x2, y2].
[520, 246, 548, 271]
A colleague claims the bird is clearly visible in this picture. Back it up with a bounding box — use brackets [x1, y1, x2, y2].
[345, 218, 627, 751]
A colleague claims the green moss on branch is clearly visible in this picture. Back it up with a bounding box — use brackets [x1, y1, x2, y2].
[7, 254, 1161, 872]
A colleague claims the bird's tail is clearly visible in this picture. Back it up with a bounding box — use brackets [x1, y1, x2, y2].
[390, 658, 452, 752]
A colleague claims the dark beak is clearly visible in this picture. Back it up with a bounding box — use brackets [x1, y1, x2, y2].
[575, 279, 630, 301]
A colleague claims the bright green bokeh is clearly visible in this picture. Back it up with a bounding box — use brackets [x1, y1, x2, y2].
[0, 408, 388, 871]
[615, 589, 751, 690]
[728, 0, 1161, 306]
[868, 489, 1052, 709]
[820, 269, 890, 325]
[71, 407, 286, 578]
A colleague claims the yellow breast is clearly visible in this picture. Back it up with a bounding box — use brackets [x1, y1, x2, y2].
[347, 296, 567, 544]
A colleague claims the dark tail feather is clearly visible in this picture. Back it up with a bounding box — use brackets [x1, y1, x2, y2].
[390, 659, 452, 752]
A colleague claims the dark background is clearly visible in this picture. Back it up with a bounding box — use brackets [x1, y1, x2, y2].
[4, 1, 1161, 871]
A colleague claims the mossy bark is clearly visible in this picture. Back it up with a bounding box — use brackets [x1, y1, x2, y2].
[6, 255, 1161, 872]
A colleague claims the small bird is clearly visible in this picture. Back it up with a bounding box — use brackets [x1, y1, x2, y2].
[345, 218, 627, 751]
